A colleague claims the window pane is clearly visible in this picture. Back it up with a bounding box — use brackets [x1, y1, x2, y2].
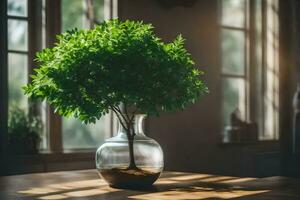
[61, 0, 110, 149]
[8, 19, 28, 51]
[39, 101, 48, 150]
[61, 0, 105, 32]
[264, 0, 279, 140]
[221, 29, 245, 75]
[255, 0, 264, 136]
[93, 0, 105, 23]
[7, 0, 27, 17]
[63, 114, 112, 149]
[223, 78, 246, 126]
[61, 0, 86, 32]
[221, 0, 245, 28]
[8, 53, 28, 110]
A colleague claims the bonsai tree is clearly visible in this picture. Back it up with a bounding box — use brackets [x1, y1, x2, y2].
[24, 19, 208, 169]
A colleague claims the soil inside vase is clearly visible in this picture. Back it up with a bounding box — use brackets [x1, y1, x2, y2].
[99, 168, 161, 189]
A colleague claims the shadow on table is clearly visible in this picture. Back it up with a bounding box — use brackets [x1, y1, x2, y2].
[16, 172, 300, 200]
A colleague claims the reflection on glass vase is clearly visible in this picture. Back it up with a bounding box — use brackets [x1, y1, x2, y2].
[96, 114, 164, 188]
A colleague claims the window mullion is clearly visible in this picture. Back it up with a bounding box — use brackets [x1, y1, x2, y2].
[7, 50, 28, 54]
[221, 25, 247, 32]
[249, 0, 257, 124]
[28, 0, 42, 116]
[28, 0, 42, 78]
[243, 0, 250, 123]
[46, 0, 62, 153]
[221, 73, 246, 78]
[261, 0, 267, 138]
[6, 15, 28, 20]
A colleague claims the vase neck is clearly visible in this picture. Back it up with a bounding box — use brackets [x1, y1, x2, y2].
[117, 114, 146, 136]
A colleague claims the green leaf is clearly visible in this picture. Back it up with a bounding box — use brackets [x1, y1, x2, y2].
[23, 19, 209, 124]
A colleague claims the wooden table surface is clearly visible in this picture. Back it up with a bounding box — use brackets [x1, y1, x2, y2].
[1, 169, 300, 200]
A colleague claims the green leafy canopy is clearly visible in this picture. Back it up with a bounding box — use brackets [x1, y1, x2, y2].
[23, 19, 208, 124]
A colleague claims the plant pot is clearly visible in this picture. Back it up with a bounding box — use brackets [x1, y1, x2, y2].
[96, 114, 164, 189]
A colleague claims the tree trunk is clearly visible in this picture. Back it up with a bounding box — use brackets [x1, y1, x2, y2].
[112, 107, 139, 170]
[127, 137, 138, 169]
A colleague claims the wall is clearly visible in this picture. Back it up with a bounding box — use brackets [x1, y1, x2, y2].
[119, 0, 279, 177]
[280, 0, 300, 177]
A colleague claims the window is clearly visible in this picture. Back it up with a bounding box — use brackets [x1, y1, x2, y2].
[2, 0, 118, 154]
[7, 0, 48, 149]
[220, 0, 279, 142]
[220, 0, 247, 127]
[61, 0, 114, 150]
[7, 0, 29, 111]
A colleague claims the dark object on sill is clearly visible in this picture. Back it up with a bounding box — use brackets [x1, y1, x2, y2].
[99, 168, 161, 189]
[8, 138, 40, 155]
[8, 107, 42, 155]
[293, 83, 300, 154]
[224, 108, 258, 143]
[157, 0, 197, 8]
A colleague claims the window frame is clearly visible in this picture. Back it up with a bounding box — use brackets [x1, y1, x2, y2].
[220, 2, 250, 125]
[0, 0, 8, 161]
[0, 0, 118, 175]
[47, 0, 118, 153]
[219, 0, 250, 134]
[219, 0, 280, 142]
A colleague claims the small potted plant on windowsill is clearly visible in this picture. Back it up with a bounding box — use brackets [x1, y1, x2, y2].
[8, 107, 42, 155]
[23, 19, 208, 188]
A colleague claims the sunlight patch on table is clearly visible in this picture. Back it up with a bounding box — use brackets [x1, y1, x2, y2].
[18, 179, 107, 195]
[38, 186, 120, 200]
[167, 174, 212, 181]
[219, 177, 257, 183]
[129, 186, 269, 200]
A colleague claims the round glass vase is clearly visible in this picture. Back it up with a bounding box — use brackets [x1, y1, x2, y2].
[96, 114, 164, 188]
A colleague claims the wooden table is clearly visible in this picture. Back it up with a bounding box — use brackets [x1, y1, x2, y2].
[1, 170, 300, 199]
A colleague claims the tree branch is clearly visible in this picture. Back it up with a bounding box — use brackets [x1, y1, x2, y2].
[110, 106, 128, 133]
[123, 103, 133, 126]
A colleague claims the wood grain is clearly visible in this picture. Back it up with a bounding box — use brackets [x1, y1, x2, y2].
[0, 170, 300, 199]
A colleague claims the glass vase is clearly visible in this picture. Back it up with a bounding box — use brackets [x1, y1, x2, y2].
[96, 114, 164, 188]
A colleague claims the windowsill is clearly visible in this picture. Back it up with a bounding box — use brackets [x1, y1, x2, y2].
[38, 148, 97, 154]
[218, 140, 279, 147]
[5, 150, 96, 161]
[3, 150, 97, 175]
[4, 152, 95, 165]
